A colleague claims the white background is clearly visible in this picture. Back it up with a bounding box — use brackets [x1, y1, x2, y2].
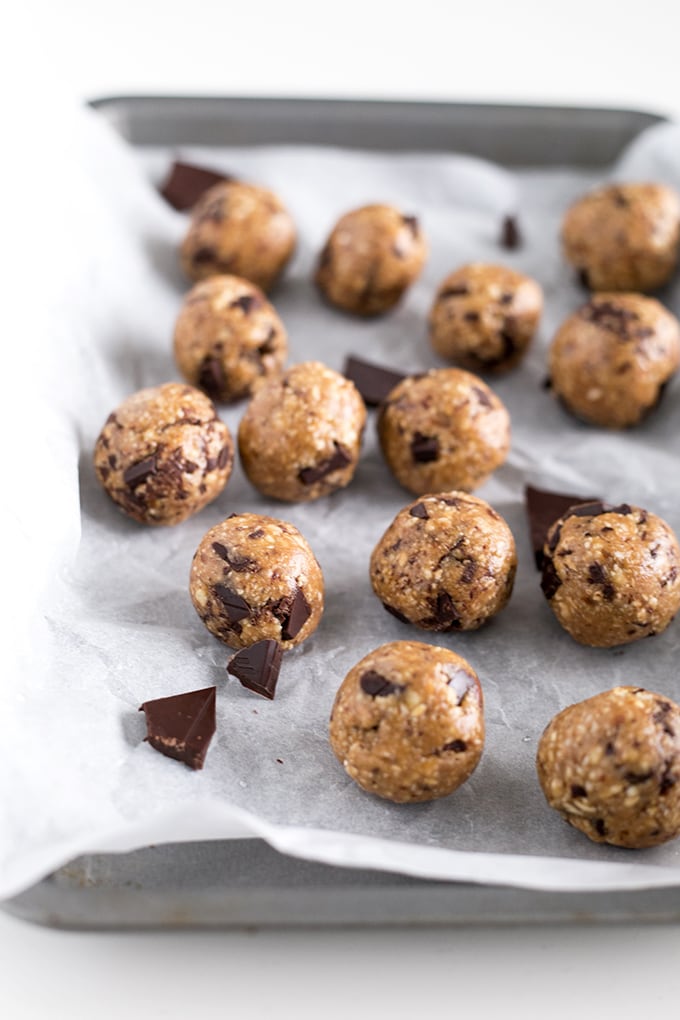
[4, 2, 680, 1017]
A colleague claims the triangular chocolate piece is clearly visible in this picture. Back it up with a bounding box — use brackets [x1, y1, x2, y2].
[159, 161, 231, 211]
[525, 485, 599, 570]
[139, 687, 216, 770]
[343, 356, 407, 406]
[227, 639, 283, 699]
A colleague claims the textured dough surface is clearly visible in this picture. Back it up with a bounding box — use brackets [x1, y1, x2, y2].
[329, 640, 484, 803]
[173, 274, 287, 403]
[370, 492, 516, 631]
[315, 204, 427, 315]
[561, 182, 680, 292]
[428, 262, 543, 372]
[93, 382, 233, 526]
[189, 513, 324, 650]
[548, 293, 680, 428]
[377, 368, 510, 494]
[537, 686, 680, 848]
[541, 501, 680, 647]
[180, 180, 296, 291]
[238, 360, 366, 502]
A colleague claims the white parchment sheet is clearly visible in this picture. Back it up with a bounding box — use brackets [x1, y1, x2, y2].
[2, 106, 680, 899]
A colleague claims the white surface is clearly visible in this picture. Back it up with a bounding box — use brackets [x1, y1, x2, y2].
[5, 1, 680, 1017]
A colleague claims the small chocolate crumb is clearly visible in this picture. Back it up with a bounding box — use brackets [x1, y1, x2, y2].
[360, 670, 405, 697]
[123, 455, 157, 488]
[500, 214, 521, 250]
[402, 214, 419, 236]
[227, 639, 283, 700]
[571, 784, 587, 798]
[411, 432, 439, 463]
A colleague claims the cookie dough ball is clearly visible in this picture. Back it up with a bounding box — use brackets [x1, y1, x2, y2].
[315, 204, 427, 316]
[189, 513, 324, 650]
[537, 686, 680, 848]
[562, 182, 680, 292]
[180, 180, 296, 291]
[173, 275, 287, 404]
[370, 493, 516, 631]
[377, 368, 510, 495]
[428, 263, 543, 373]
[93, 383, 233, 526]
[541, 501, 680, 647]
[238, 361, 366, 502]
[548, 294, 680, 428]
[329, 641, 484, 803]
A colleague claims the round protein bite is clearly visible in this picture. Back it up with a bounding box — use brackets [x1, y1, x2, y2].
[541, 501, 680, 647]
[173, 275, 287, 404]
[315, 204, 427, 316]
[377, 368, 510, 495]
[537, 686, 680, 849]
[370, 493, 517, 631]
[189, 513, 324, 650]
[562, 182, 680, 293]
[329, 640, 484, 803]
[180, 180, 296, 291]
[238, 361, 366, 503]
[93, 383, 233, 526]
[548, 294, 680, 428]
[428, 263, 543, 373]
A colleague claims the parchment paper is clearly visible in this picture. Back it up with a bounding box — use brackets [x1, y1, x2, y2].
[2, 106, 680, 899]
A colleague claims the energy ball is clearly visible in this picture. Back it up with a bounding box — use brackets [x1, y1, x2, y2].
[562, 182, 680, 292]
[189, 513, 324, 650]
[536, 686, 680, 849]
[93, 382, 233, 526]
[428, 263, 543, 373]
[329, 640, 484, 803]
[315, 204, 427, 316]
[548, 294, 680, 428]
[238, 361, 366, 502]
[377, 368, 510, 495]
[370, 493, 517, 631]
[180, 180, 296, 291]
[541, 501, 680, 647]
[173, 275, 287, 404]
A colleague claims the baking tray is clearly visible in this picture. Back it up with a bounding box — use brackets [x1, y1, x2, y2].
[3, 95, 675, 930]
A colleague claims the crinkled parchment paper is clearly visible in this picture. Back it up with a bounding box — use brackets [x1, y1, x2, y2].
[2, 104, 680, 898]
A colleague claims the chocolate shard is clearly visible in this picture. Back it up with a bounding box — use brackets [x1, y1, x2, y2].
[230, 294, 261, 314]
[139, 687, 216, 770]
[298, 442, 352, 485]
[360, 670, 405, 697]
[409, 502, 429, 520]
[227, 639, 283, 700]
[442, 738, 467, 753]
[500, 214, 521, 250]
[540, 557, 561, 600]
[280, 587, 311, 641]
[211, 542, 259, 573]
[411, 432, 440, 464]
[525, 485, 599, 570]
[432, 591, 461, 629]
[198, 355, 225, 398]
[123, 455, 158, 488]
[343, 355, 407, 406]
[159, 161, 229, 211]
[213, 584, 251, 622]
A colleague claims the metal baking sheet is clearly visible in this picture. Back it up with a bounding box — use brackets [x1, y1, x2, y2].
[2, 95, 673, 929]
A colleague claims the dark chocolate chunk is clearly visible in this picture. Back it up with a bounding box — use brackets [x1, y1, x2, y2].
[623, 770, 654, 785]
[279, 587, 311, 642]
[660, 761, 676, 795]
[139, 686, 216, 770]
[594, 818, 607, 837]
[211, 542, 259, 573]
[567, 501, 632, 520]
[192, 246, 217, 265]
[159, 161, 229, 211]
[411, 432, 439, 464]
[577, 268, 591, 289]
[198, 356, 225, 398]
[500, 214, 521, 250]
[442, 738, 467, 753]
[461, 560, 476, 583]
[343, 355, 407, 407]
[298, 442, 352, 485]
[409, 502, 429, 519]
[654, 701, 675, 736]
[227, 639, 283, 700]
[382, 602, 410, 624]
[438, 285, 469, 299]
[444, 666, 473, 704]
[500, 292, 514, 305]
[360, 670, 405, 697]
[217, 445, 231, 469]
[473, 385, 492, 408]
[230, 294, 261, 314]
[123, 455, 157, 488]
[432, 591, 461, 629]
[571, 784, 587, 798]
[213, 584, 250, 622]
[524, 485, 599, 570]
[540, 557, 561, 600]
[581, 299, 640, 339]
[402, 214, 419, 235]
[464, 310, 480, 322]
[587, 562, 615, 600]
